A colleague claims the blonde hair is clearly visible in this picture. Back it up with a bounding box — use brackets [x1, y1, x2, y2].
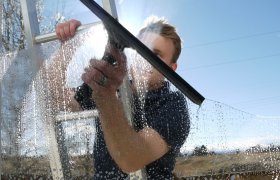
[138, 16, 182, 63]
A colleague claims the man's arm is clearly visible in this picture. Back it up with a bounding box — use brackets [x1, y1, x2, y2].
[98, 94, 170, 173]
[82, 46, 169, 173]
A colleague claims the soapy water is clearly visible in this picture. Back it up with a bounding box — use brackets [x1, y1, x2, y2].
[1, 25, 280, 179]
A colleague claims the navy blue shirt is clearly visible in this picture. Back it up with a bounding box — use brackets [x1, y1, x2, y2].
[76, 82, 190, 179]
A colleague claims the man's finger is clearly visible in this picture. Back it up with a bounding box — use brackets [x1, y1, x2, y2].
[59, 28, 67, 41]
[69, 19, 81, 36]
[55, 24, 63, 40]
[63, 24, 71, 39]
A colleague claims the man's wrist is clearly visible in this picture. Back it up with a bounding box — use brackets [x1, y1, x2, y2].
[93, 90, 119, 104]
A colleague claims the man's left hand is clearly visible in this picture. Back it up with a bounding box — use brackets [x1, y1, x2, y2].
[81, 45, 127, 101]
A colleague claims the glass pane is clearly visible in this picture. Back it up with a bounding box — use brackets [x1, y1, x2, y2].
[1, 0, 280, 179]
[0, 25, 106, 179]
[39, 0, 103, 34]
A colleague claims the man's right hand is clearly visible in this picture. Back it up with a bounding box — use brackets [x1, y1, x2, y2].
[55, 19, 81, 42]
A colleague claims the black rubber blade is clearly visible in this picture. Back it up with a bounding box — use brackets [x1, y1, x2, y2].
[80, 0, 205, 105]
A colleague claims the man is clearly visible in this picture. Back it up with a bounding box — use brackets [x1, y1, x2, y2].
[54, 17, 189, 179]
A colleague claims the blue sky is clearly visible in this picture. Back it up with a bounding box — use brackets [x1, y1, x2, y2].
[40, 0, 280, 151]
[43, 0, 280, 116]
[114, 0, 280, 117]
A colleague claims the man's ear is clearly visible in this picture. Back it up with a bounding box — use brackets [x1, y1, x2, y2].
[170, 63, 177, 71]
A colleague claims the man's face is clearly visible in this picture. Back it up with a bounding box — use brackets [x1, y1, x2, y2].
[132, 32, 177, 90]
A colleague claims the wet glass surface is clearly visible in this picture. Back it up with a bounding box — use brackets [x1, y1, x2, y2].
[1, 27, 279, 179]
[1, 0, 280, 179]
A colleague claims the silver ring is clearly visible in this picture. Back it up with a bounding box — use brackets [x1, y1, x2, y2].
[98, 75, 108, 86]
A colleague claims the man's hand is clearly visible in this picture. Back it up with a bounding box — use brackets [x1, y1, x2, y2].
[81, 45, 127, 101]
[55, 19, 81, 42]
